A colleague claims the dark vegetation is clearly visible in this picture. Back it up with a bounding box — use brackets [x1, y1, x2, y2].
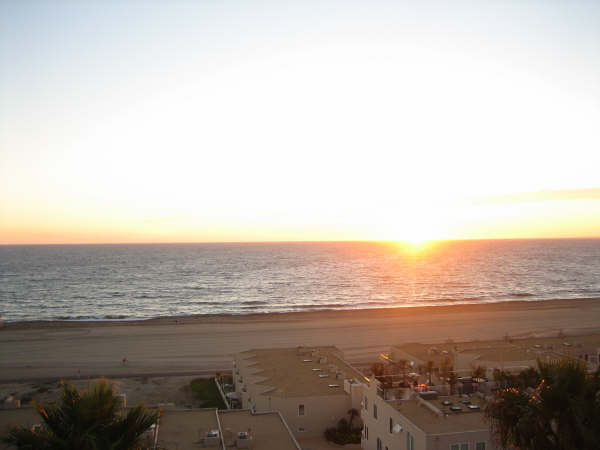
[324, 408, 362, 445]
[2, 379, 158, 450]
[189, 377, 227, 409]
[486, 360, 600, 450]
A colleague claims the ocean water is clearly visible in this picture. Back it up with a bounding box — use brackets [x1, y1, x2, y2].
[1, 239, 599, 322]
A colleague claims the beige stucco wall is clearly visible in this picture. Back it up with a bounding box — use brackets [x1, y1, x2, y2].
[269, 394, 352, 437]
[425, 430, 494, 450]
[362, 380, 427, 450]
[234, 353, 353, 437]
[361, 380, 495, 450]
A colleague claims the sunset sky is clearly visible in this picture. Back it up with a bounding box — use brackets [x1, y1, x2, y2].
[1, 1, 599, 244]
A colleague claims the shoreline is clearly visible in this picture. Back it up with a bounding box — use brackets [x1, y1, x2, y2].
[4, 297, 600, 330]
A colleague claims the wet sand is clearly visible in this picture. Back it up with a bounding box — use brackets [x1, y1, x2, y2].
[1, 298, 600, 383]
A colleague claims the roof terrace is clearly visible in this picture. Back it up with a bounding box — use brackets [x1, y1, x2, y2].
[389, 395, 489, 435]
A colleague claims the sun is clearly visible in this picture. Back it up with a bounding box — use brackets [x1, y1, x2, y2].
[395, 220, 439, 246]
[403, 235, 431, 245]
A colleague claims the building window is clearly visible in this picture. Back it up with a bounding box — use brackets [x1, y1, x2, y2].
[452, 444, 469, 450]
[364, 396, 368, 411]
[407, 432, 414, 450]
[389, 418, 393, 433]
[373, 404, 378, 419]
[376, 437, 382, 450]
[298, 404, 305, 416]
[476, 443, 486, 450]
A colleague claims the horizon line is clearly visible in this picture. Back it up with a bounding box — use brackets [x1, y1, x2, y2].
[2, 236, 600, 246]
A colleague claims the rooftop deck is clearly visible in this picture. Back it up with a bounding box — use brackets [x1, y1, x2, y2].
[389, 395, 488, 434]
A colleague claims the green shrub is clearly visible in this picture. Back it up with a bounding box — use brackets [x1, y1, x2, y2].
[189, 378, 226, 409]
[324, 421, 362, 444]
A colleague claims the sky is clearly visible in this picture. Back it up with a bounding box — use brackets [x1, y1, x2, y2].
[1, 0, 599, 244]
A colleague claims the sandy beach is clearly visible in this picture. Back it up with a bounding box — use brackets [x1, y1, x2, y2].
[1, 298, 600, 383]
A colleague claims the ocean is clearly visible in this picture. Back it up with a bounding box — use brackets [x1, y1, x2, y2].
[1, 239, 599, 322]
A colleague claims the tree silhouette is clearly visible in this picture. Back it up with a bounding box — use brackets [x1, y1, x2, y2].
[447, 372, 459, 395]
[3, 379, 158, 450]
[485, 360, 600, 450]
[347, 408, 359, 430]
[440, 357, 453, 379]
[425, 360, 435, 385]
[472, 365, 487, 381]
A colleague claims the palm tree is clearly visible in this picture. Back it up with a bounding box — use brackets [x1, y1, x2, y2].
[440, 357, 453, 380]
[447, 372, 459, 395]
[485, 359, 600, 450]
[425, 360, 435, 385]
[472, 365, 486, 381]
[371, 362, 385, 377]
[3, 379, 158, 450]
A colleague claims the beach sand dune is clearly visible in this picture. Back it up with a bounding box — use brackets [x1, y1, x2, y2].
[1, 298, 599, 383]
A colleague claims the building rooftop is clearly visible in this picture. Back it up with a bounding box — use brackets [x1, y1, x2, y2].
[389, 395, 488, 434]
[157, 409, 219, 450]
[157, 409, 299, 450]
[238, 346, 367, 397]
[219, 410, 298, 450]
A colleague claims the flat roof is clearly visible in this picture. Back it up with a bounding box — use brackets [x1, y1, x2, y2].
[219, 410, 298, 450]
[238, 346, 367, 397]
[389, 395, 488, 434]
[157, 409, 219, 450]
[157, 409, 298, 450]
